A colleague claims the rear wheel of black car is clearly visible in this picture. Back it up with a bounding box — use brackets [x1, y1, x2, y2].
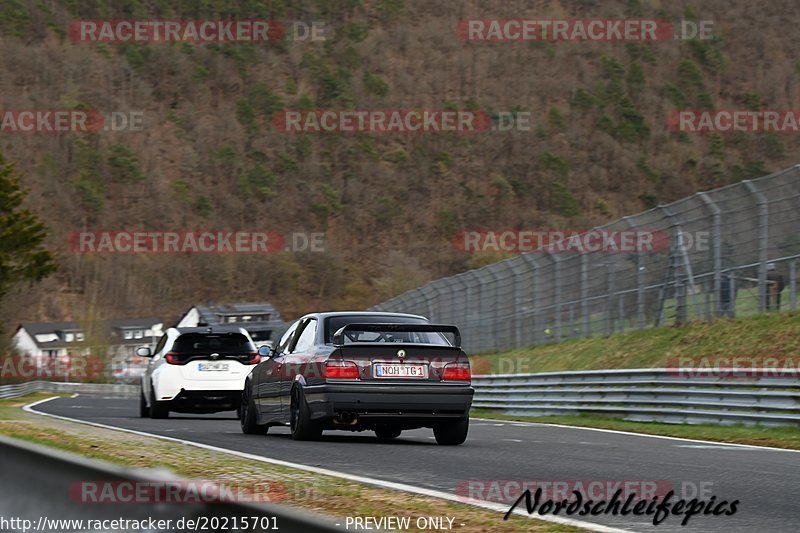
[290, 387, 322, 441]
[374, 426, 402, 441]
[433, 417, 469, 445]
[240, 382, 268, 435]
[149, 384, 170, 419]
[139, 388, 148, 418]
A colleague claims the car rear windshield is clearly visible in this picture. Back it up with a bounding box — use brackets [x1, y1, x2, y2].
[324, 315, 451, 345]
[172, 333, 254, 354]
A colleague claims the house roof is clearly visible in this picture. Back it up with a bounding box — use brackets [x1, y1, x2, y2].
[16, 317, 163, 349]
[191, 302, 284, 328]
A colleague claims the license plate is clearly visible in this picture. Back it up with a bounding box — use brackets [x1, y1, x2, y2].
[373, 363, 427, 378]
[198, 362, 229, 372]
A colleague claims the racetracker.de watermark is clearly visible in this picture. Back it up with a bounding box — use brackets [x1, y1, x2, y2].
[69, 20, 328, 43]
[0, 110, 143, 133]
[457, 19, 713, 42]
[70, 480, 287, 504]
[453, 229, 711, 254]
[68, 231, 326, 254]
[666, 355, 800, 379]
[668, 110, 800, 133]
[273, 109, 492, 133]
[0, 355, 105, 380]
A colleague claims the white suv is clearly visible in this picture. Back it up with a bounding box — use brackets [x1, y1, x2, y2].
[137, 326, 259, 418]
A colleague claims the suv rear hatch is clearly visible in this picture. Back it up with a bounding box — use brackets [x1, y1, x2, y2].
[167, 332, 257, 381]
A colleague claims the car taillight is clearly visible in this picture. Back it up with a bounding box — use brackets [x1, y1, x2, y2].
[164, 352, 181, 365]
[324, 361, 359, 379]
[243, 352, 261, 365]
[442, 362, 471, 381]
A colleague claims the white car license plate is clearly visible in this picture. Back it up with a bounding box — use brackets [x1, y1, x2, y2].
[373, 363, 427, 378]
[198, 362, 229, 372]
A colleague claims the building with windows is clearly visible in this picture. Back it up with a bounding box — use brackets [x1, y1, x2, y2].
[11, 318, 163, 380]
[176, 303, 286, 346]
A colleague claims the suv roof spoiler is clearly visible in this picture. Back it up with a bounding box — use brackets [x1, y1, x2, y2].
[332, 323, 461, 348]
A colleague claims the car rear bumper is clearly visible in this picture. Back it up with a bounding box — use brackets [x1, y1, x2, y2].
[167, 389, 242, 413]
[303, 382, 474, 421]
[155, 377, 246, 401]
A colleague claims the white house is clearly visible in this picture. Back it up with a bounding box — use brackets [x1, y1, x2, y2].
[12, 317, 164, 373]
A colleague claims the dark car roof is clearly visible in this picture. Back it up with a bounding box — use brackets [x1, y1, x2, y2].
[311, 311, 428, 321]
[173, 326, 251, 335]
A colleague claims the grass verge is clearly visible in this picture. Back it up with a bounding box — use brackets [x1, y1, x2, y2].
[470, 311, 800, 374]
[0, 394, 582, 533]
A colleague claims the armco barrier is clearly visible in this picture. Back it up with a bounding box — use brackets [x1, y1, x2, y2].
[6, 374, 800, 427]
[0, 435, 338, 532]
[472, 368, 800, 427]
[0, 381, 138, 399]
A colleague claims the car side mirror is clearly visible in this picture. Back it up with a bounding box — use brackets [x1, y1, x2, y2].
[257, 345, 273, 358]
[136, 346, 152, 358]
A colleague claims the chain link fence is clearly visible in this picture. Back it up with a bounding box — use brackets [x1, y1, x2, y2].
[372, 165, 800, 353]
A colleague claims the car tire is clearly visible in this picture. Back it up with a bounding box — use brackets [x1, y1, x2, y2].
[374, 426, 402, 441]
[240, 382, 268, 435]
[149, 384, 170, 419]
[433, 417, 469, 445]
[290, 387, 322, 441]
[139, 388, 149, 418]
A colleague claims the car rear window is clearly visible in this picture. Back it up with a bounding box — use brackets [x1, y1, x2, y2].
[324, 315, 451, 345]
[172, 333, 254, 354]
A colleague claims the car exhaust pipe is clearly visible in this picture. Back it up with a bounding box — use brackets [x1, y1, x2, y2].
[335, 411, 358, 425]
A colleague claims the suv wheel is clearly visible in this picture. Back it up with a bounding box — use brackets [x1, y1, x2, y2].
[149, 384, 170, 419]
[139, 388, 148, 418]
[240, 382, 268, 435]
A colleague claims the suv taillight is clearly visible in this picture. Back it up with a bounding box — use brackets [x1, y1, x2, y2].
[243, 352, 260, 365]
[442, 362, 471, 381]
[164, 352, 181, 365]
[324, 361, 359, 379]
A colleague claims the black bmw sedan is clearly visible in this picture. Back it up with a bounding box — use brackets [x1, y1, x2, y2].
[239, 311, 473, 445]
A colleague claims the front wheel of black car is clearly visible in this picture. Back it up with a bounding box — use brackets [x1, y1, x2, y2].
[290, 387, 322, 441]
[240, 383, 268, 435]
[433, 418, 469, 445]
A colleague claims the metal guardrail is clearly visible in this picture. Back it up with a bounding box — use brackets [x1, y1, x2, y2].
[472, 368, 800, 427]
[0, 435, 338, 532]
[0, 381, 138, 399]
[6, 374, 800, 427]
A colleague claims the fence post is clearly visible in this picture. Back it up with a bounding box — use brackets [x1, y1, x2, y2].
[791, 260, 797, 311]
[510, 258, 528, 347]
[698, 192, 722, 317]
[622, 215, 645, 329]
[580, 253, 590, 337]
[553, 254, 563, 342]
[656, 204, 702, 325]
[521, 254, 540, 345]
[743, 180, 769, 313]
[606, 261, 615, 335]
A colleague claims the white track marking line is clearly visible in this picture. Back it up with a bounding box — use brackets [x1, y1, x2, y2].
[23, 396, 630, 533]
[470, 417, 800, 453]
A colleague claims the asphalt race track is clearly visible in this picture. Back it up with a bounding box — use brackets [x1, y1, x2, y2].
[32, 395, 800, 532]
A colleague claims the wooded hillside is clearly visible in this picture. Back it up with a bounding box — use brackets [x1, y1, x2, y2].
[2, 0, 798, 324]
